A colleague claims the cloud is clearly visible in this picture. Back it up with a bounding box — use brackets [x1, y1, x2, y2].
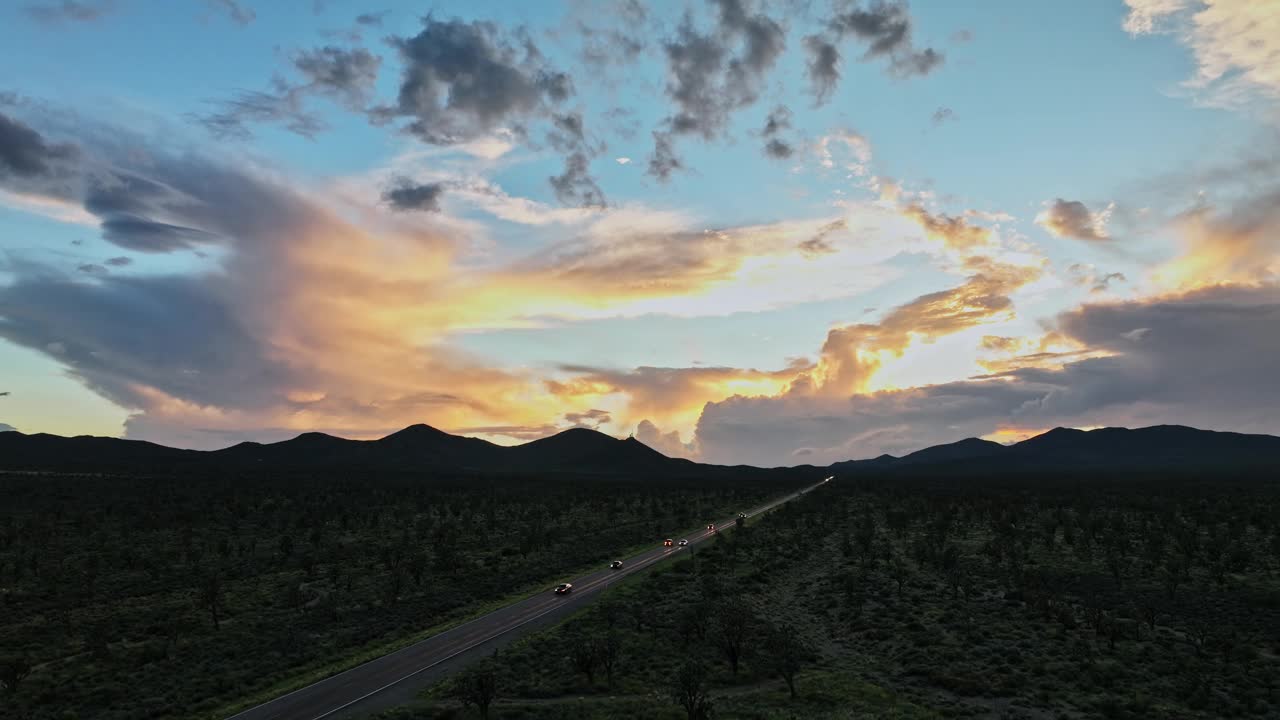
[205, 0, 255, 26]
[0, 111, 79, 183]
[804, 0, 944, 104]
[374, 17, 572, 146]
[615, 157, 631, 165]
[1122, 0, 1280, 113]
[550, 151, 607, 208]
[815, 130, 872, 172]
[194, 89, 325, 141]
[23, 0, 115, 25]
[900, 203, 992, 250]
[5, 111, 909, 449]
[104, 255, 131, 267]
[691, 282, 1280, 465]
[760, 105, 794, 159]
[195, 47, 381, 140]
[1068, 264, 1127, 293]
[798, 218, 844, 256]
[635, 419, 699, 458]
[355, 10, 388, 26]
[291, 47, 382, 110]
[649, 0, 786, 177]
[1153, 188, 1280, 288]
[1036, 198, 1111, 241]
[930, 106, 954, 125]
[545, 112, 607, 207]
[647, 131, 683, 181]
[950, 29, 973, 43]
[803, 36, 842, 105]
[564, 408, 611, 428]
[382, 178, 446, 212]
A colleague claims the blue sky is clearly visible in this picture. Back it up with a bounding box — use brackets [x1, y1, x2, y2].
[2, 0, 1278, 464]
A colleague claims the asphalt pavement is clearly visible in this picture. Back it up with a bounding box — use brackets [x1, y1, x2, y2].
[226, 476, 833, 720]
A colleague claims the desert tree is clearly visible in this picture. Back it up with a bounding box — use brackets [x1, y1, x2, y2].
[199, 566, 224, 631]
[764, 623, 813, 699]
[0, 656, 32, 695]
[670, 659, 714, 720]
[569, 634, 600, 685]
[599, 632, 621, 688]
[711, 597, 756, 675]
[451, 660, 499, 719]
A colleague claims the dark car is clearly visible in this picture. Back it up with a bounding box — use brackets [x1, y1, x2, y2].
[707, 523, 716, 532]
[610, 560, 623, 569]
[554, 583, 573, 595]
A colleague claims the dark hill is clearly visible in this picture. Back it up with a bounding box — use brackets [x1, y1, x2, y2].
[828, 425, 1280, 475]
[898, 437, 1006, 465]
[503, 427, 675, 472]
[0, 424, 691, 476]
[2, 423, 1276, 476]
[0, 431, 196, 469]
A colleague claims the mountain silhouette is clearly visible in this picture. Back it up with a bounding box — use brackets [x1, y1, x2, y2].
[1, 423, 1276, 475]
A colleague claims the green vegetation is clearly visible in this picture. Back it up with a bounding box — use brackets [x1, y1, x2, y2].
[0, 470, 792, 720]
[385, 472, 1280, 719]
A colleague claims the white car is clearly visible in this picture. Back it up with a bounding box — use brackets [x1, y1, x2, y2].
[678, 539, 689, 547]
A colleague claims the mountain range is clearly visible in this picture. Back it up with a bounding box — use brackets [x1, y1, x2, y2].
[1, 423, 1277, 476]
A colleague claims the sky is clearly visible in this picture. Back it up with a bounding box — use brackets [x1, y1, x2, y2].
[1, 0, 1278, 466]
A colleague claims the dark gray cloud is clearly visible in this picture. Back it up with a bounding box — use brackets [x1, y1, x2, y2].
[77, 263, 107, 275]
[104, 255, 131, 267]
[23, 0, 115, 24]
[382, 178, 446, 212]
[761, 105, 794, 159]
[544, 111, 607, 207]
[195, 47, 380, 140]
[205, 0, 255, 26]
[930, 106, 954, 125]
[647, 131, 683, 182]
[99, 215, 218, 252]
[1038, 198, 1109, 241]
[291, 47, 381, 110]
[804, 1, 943, 104]
[0, 267, 292, 413]
[550, 151, 607, 208]
[194, 87, 325, 140]
[355, 10, 387, 26]
[375, 17, 572, 146]
[649, 0, 786, 179]
[802, 35, 841, 105]
[690, 284, 1280, 465]
[0, 111, 78, 181]
[576, 2, 648, 69]
[0, 119, 326, 435]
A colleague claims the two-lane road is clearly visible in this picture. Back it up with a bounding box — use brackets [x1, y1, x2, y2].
[228, 476, 833, 720]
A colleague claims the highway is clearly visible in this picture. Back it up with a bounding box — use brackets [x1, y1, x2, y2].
[226, 476, 833, 720]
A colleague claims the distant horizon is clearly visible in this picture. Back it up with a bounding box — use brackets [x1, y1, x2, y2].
[2, 1, 1278, 466]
